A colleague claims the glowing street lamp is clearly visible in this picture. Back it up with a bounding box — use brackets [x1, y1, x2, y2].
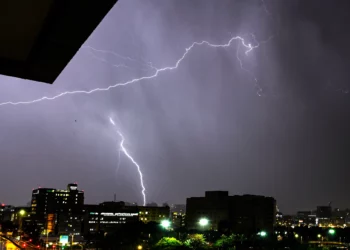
[161, 220, 171, 229]
[259, 231, 267, 237]
[328, 229, 335, 235]
[18, 209, 26, 234]
[199, 218, 209, 226]
[137, 245, 143, 250]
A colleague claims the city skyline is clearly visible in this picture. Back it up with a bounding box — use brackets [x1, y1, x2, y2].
[1, 0, 350, 214]
[0, 183, 347, 216]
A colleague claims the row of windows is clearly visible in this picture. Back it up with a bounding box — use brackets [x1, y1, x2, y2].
[89, 220, 127, 224]
[100, 221, 126, 224]
[90, 217, 127, 221]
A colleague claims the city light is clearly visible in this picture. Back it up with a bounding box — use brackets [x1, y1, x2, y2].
[161, 220, 171, 228]
[328, 229, 335, 235]
[199, 218, 209, 226]
[137, 245, 142, 250]
[295, 234, 299, 238]
[317, 234, 321, 238]
[260, 231, 267, 237]
[19, 210, 26, 216]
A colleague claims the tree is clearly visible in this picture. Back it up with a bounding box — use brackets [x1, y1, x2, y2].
[214, 235, 235, 249]
[154, 237, 183, 250]
[184, 234, 208, 250]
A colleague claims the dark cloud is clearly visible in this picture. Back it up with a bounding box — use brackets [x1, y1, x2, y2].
[0, 0, 349, 213]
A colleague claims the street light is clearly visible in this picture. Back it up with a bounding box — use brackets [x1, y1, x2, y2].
[259, 231, 267, 237]
[18, 209, 26, 236]
[161, 220, 171, 229]
[199, 218, 209, 226]
[137, 245, 142, 250]
[328, 229, 336, 235]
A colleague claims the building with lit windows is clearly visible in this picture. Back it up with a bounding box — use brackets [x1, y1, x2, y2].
[83, 202, 170, 235]
[171, 212, 185, 228]
[83, 202, 139, 235]
[30, 183, 84, 236]
[1, 205, 15, 222]
[316, 205, 332, 227]
[98, 202, 139, 233]
[138, 206, 170, 223]
[186, 191, 276, 234]
[0, 203, 5, 221]
[171, 204, 186, 228]
[83, 204, 100, 235]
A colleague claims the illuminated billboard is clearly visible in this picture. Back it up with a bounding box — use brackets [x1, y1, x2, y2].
[59, 235, 69, 244]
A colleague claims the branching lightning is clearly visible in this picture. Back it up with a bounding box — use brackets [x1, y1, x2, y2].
[116, 146, 122, 175]
[84, 46, 156, 72]
[0, 34, 270, 106]
[261, 0, 271, 15]
[109, 117, 146, 206]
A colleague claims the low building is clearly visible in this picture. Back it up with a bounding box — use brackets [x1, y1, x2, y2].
[316, 205, 332, 227]
[99, 202, 139, 233]
[0, 203, 5, 221]
[296, 211, 316, 226]
[83, 202, 139, 235]
[138, 206, 170, 223]
[186, 191, 276, 234]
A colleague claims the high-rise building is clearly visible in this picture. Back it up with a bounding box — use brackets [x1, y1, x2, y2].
[186, 191, 276, 234]
[31, 183, 84, 236]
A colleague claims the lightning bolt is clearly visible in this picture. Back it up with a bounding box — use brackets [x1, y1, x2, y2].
[109, 117, 146, 206]
[0, 34, 270, 106]
[116, 147, 122, 175]
[84, 46, 155, 72]
[261, 0, 271, 15]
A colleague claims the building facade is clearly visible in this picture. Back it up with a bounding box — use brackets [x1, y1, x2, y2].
[186, 191, 276, 234]
[83, 202, 170, 235]
[83, 202, 139, 235]
[171, 204, 186, 228]
[31, 183, 84, 236]
[138, 206, 170, 223]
